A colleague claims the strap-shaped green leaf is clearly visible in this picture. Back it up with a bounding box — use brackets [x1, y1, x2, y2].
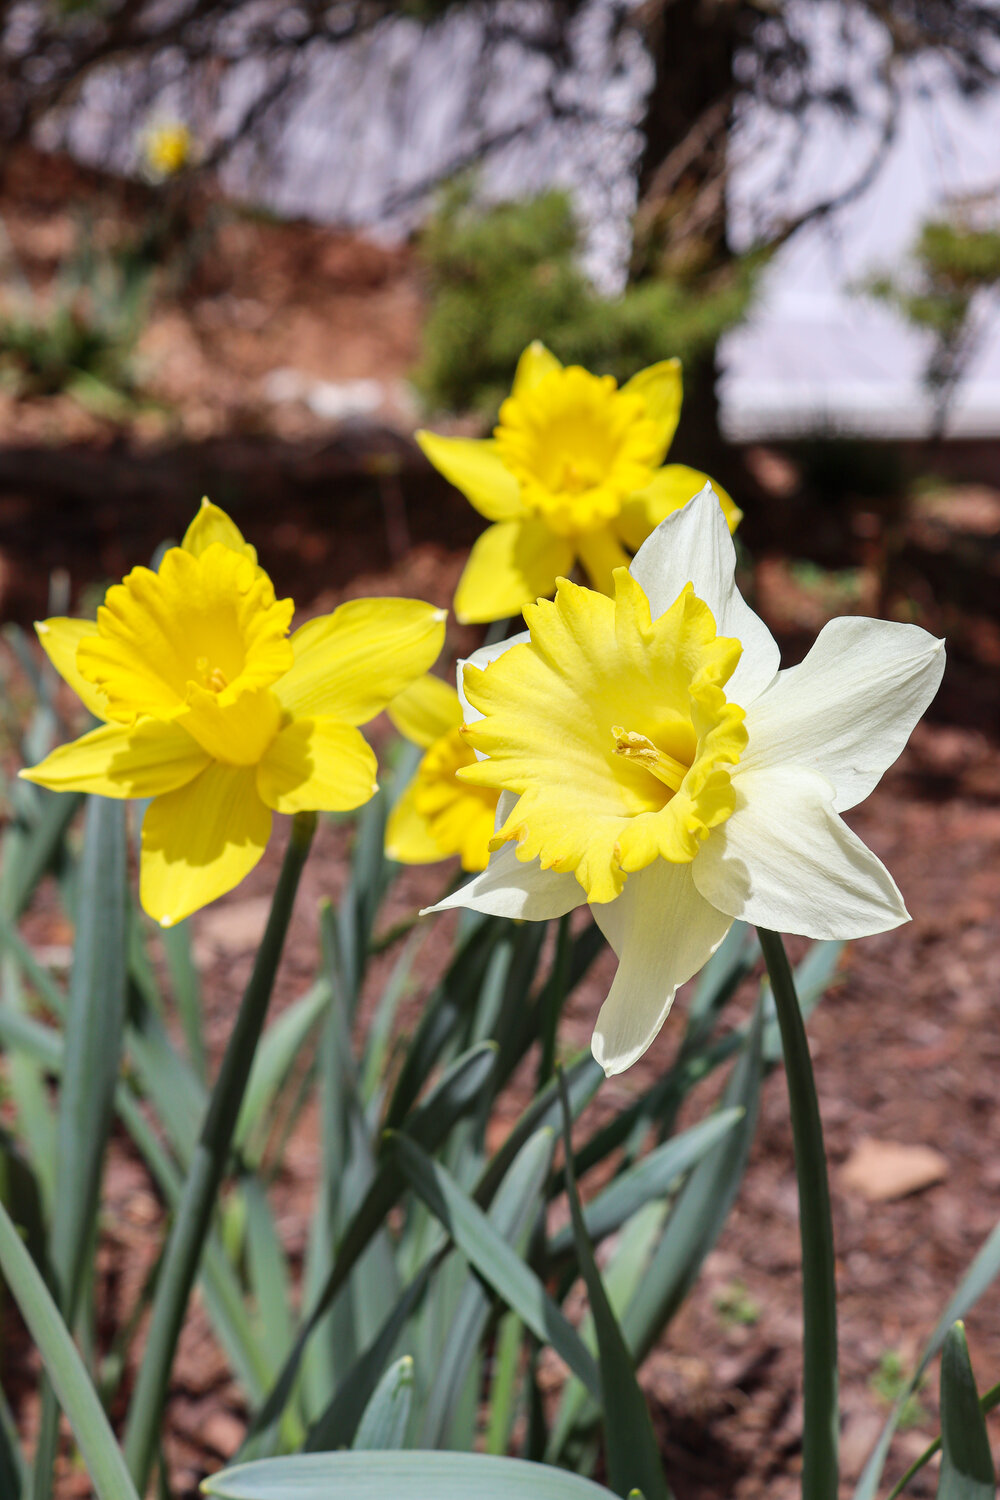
[159, 919, 206, 1078]
[548, 1107, 744, 1259]
[123, 811, 317, 1494]
[0, 1198, 140, 1500]
[304, 1250, 445, 1451]
[384, 919, 503, 1128]
[204, 1450, 619, 1499]
[887, 1380, 1000, 1500]
[937, 1323, 996, 1500]
[241, 1041, 499, 1452]
[476, 1050, 603, 1205]
[391, 1129, 602, 1401]
[557, 1072, 671, 1500]
[420, 1126, 556, 1446]
[352, 1355, 415, 1451]
[621, 1002, 764, 1364]
[49, 796, 128, 1316]
[0, 1381, 26, 1500]
[235, 978, 331, 1163]
[35, 795, 128, 1497]
[855, 1216, 1000, 1500]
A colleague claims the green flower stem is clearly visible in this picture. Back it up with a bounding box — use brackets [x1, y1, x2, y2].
[758, 927, 839, 1500]
[123, 811, 317, 1492]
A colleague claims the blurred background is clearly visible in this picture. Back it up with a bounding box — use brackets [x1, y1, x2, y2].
[1, 1, 1000, 1494]
[1, 0, 999, 658]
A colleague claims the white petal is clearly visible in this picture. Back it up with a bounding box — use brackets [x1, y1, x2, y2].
[692, 764, 909, 939]
[457, 631, 530, 726]
[741, 616, 945, 811]
[495, 789, 517, 830]
[422, 839, 584, 921]
[629, 484, 780, 706]
[590, 861, 732, 1077]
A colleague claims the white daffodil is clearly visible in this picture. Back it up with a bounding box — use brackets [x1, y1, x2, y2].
[426, 485, 945, 1077]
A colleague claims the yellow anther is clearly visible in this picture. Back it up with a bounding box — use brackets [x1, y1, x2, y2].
[196, 657, 229, 693]
[611, 726, 689, 793]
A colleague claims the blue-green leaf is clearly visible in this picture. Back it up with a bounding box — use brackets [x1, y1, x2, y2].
[35, 796, 128, 1497]
[204, 1451, 620, 1499]
[242, 1042, 499, 1452]
[352, 1356, 415, 1451]
[0, 1198, 140, 1500]
[548, 1108, 744, 1258]
[420, 1126, 555, 1446]
[557, 1072, 671, 1500]
[937, 1323, 995, 1500]
[855, 1215, 1000, 1500]
[391, 1130, 601, 1402]
[49, 796, 128, 1316]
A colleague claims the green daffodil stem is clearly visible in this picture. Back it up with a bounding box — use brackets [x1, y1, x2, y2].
[123, 811, 317, 1492]
[758, 927, 839, 1500]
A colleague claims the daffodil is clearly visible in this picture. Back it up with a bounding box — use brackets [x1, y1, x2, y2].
[143, 121, 192, 178]
[428, 485, 945, 1076]
[385, 674, 498, 871]
[22, 501, 446, 926]
[417, 341, 740, 624]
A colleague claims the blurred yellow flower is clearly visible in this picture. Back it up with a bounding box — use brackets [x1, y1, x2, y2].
[22, 501, 446, 926]
[417, 341, 740, 623]
[385, 674, 498, 871]
[144, 122, 192, 179]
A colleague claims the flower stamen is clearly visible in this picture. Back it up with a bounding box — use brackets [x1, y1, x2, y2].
[611, 726, 689, 794]
[196, 658, 230, 693]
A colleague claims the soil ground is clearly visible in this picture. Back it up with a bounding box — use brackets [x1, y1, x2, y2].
[2, 149, 1000, 1500]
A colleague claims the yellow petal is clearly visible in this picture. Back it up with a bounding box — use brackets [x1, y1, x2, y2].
[388, 675, 462, 748]
[575, 528, 631, 596]
[454, 520, 573, 625]
[35, 617, 106, 720]
[176, 686, 283, 766]
[459, 596, 632, 904]
[410, 727, 497, 871]
[20, 718, 209, 798]
[78, 544, 294, 723]
[140, 764, 271, 926]
[275, 599, 446, 723]
[416, 432, 524, 522]
[511, 340, 563, 398]
[385, 777, 449, 864]
[256, 717, 378, 814]
[620, 359, 682, 461]
[616, 466, 741, 553]
[182, 498, 258, 563]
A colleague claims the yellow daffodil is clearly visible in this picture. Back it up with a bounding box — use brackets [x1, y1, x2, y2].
[22, 501, 446, 926]
[385, 674, 498, 871]
[417, 341, 740, 624]
[143, 122, 193, 179]
[428, 485, 945, 1076]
